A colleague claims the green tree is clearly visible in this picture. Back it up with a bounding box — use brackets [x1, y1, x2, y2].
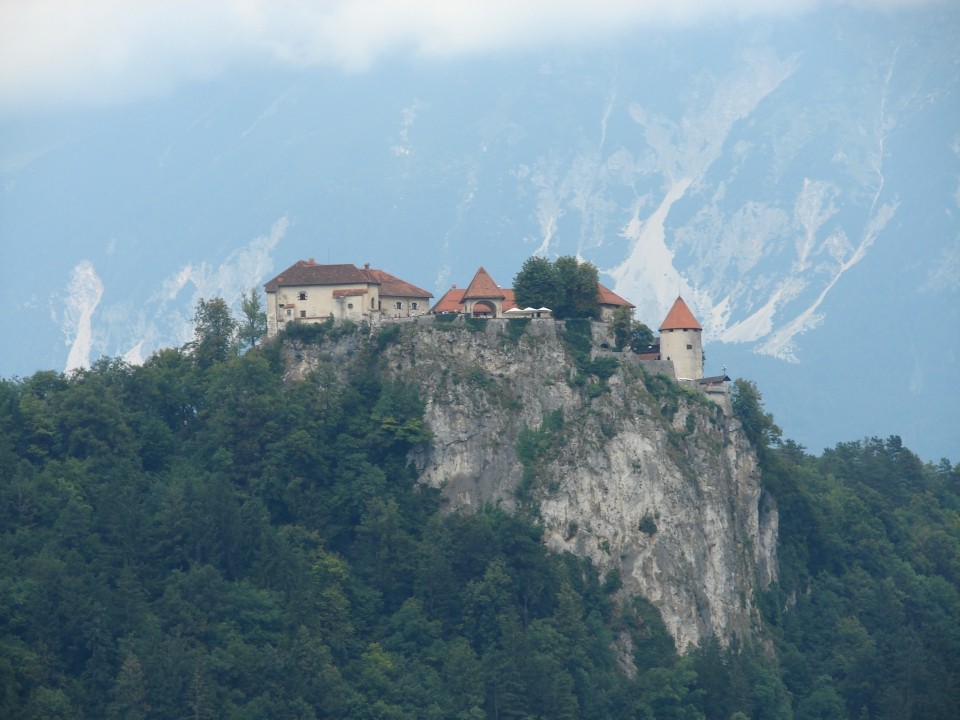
[731, 379, 781, 453]
[630, 321, 655, 352]
[513, 255, 601, 318]
[188, 298, 238, 369]
[554, 255, 600, 319]
[609, 305, 635, 350]
[512, 256, 562, 310]
[609, 306, 655, 352]
[107, 654, 148, 720]
[238, 288, 267, 350]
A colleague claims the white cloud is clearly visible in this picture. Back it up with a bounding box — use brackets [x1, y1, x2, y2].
[0, 0, 946, 114]
[921, 237, 960, 293]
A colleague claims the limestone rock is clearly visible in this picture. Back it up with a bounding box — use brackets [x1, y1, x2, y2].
[283, 317, 778, 652]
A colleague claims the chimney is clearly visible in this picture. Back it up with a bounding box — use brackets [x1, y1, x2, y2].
[308, 257, 315, 264]
[364, 263, 370, 269]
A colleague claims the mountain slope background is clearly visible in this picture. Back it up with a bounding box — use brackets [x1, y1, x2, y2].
[1, 5, 958, 460]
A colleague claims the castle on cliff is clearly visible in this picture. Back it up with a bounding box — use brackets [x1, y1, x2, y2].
[263, 260, 725, 391]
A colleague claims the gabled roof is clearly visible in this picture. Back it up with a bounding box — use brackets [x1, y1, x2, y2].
[598, 283, 634, 308]
[697, 374, 731, 385]
[432, 286, 517, 314]
[463, 267, 506, 300]
[264, 260, 377, 292]
[367, 269, 432, 299]
[659, 296, 702, 331]
[431, 287, 467, 313]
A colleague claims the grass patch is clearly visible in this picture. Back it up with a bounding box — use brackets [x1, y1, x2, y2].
[464, 317, 487, 333]
[282, 316, 344, 344]
[639, 514, 658, 535]
[504, 318, 530, 342]
[373, 323, 402, 350]
[432, 313, 459, 330]
[561, 319, 618, 397]
[515, 409, 565, 507]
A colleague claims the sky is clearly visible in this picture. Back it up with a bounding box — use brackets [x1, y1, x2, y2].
[0, 0, 944, 116]
[1, 0, 956, 461]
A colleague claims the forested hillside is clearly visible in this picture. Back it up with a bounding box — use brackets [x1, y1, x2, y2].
[0, 313, 957, 719]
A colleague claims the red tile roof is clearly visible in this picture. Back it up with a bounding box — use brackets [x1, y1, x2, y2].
[331, 288, 368, 298]
[659, 296, 702, 331]
[264, 260, 377, 292]
[430, 288, 467, 313]
[429, 268, 634, 316]
[366, 269, 432, 298]
[597, 283, 634, 308]
[463, 267, 505, 300]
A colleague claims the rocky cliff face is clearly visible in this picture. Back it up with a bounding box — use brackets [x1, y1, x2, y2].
[282, 318, 778, 652]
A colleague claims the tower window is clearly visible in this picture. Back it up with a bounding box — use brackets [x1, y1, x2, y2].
[687, 344, 692, 350]
[298, 291, 307, 300]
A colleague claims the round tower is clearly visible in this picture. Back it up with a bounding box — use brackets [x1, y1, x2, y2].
[659, 296, 703, 381]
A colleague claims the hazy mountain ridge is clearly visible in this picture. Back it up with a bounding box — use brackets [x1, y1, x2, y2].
[1, 8, 957, 459]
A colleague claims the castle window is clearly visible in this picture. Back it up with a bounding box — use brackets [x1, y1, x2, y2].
[285, 309, 292, 317]
[347, 303, 354, 310]
[300, 310, 306, 318]
[298, 291, 307, 300]
[411, 302, 418, 310]
[687, 344, 692, 350]
[395, 301, 402, 310]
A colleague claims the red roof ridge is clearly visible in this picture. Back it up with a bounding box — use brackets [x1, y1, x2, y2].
[597, 283, 634, 308]
[366, 268, 433, 298]
[463, 266, 506, 300]
[430, 287, 467, 313]
[659, 296, 702, 331]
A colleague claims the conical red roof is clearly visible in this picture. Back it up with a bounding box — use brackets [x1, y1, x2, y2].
[659, 296, 701, 331]
[463, 266, 505, 300]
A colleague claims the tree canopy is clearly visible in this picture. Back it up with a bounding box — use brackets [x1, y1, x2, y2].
[188, 297, 238, 368]
[511, 256, 561, 311]
[0, 305, 957, 719]
[238, 288, 267, 349]
[513, 255, 600, 319]
[608, 305, 655, 352]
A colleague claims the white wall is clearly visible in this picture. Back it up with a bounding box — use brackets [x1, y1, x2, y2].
[660, 328, 703, 380]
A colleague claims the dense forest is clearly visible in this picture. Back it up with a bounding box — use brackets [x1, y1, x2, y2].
[1, 307, 958, 719]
